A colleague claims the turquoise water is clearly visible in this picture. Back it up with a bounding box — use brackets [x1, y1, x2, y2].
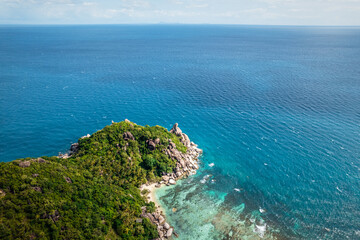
[1, 25, 359, 239]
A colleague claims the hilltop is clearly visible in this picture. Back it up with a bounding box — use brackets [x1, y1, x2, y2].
[0, 120, 201, 239]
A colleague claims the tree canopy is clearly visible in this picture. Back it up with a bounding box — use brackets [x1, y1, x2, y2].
[0, 121, 186, 239]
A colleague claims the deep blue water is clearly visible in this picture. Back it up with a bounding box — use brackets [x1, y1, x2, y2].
[1, 25, 359, 239]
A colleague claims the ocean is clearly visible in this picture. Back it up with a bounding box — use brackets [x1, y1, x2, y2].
[0, 25, 359, 239]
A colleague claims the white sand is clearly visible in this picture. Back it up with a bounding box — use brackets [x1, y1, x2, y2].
[140, 183, 167, 214]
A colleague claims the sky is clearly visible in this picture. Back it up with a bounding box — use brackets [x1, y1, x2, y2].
[0, 0, 360, 25]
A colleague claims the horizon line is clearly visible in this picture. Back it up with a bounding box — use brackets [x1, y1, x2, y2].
[0, 23, 360, 27]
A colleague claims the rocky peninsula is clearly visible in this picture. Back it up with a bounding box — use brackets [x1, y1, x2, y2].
[0, 120, 201, 240]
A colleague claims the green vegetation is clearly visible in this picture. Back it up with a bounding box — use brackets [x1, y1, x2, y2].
[0, 121, 187, 239]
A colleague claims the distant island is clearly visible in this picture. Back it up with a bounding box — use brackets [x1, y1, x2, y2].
[0, 120, 202, 239]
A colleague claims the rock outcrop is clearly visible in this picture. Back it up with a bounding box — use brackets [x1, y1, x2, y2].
[168, 179, 176, 185]
[64, 177, 72, 183]
[18, 161, 31, 168]
[80, 134, 90, 139]
[32, 186, 42, 192]
[170, 123, 191, 148]
[70, 143, 79, 154]
[146, 139, 156, 151]
[59, 142, 81, 159]
[140, 207, 176, 240]
[19, 158, 48, 165]
[123, 131, 135, 141]
[169, 123, 182, 136]
[162, 124, 202, 184]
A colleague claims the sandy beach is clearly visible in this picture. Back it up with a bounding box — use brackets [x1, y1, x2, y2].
[140, 182, 167, 214]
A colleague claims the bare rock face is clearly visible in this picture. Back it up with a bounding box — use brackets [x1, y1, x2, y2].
[166, 228, 173, 238]
[19, 161, 31, 168]
[168, 141, 176, 149]
[163, 222, 170, 230]
[32, 186, 42, 192]
[181, 133, 191, 148]
[146, 213, 156, 223]
[169, 123, 191, 148]
[124, 119, 135, 127]
[163, 124, 202, 185]
[170, 123, 182, 136]
[59, 153, 70, 159]
[154, 138, 161, 145]
[37, 158, 46, 163]
[64, 177, 72, 183]
[158, 215, 165, 225]
[123, 131, 135, 141]
[80, 134, 90, 139]
[70, 143, 79, 153]
[146, 139, 156, 151]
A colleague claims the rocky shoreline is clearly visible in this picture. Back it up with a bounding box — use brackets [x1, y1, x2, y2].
[140, 123, 202, 240]
[58, 121, 202, 239]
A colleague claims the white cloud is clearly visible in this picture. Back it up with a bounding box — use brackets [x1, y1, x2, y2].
[187, 4, 208, 8]
[0, 0, 359, 25]
[83, 2, 95, 6]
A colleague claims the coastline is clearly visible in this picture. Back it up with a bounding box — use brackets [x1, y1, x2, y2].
[140, 123, 202, 239]
[140, 182, 167, 215]
[61, 121, 203, 239]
